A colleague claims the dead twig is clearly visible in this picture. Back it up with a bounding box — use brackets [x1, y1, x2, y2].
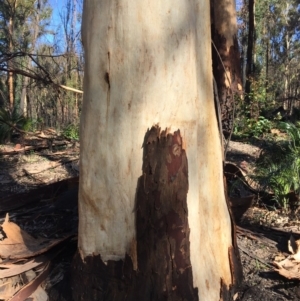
[237, 226, 278, 247]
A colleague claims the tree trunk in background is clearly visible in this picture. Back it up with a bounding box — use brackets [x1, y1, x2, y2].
[7, 15, 14, 110]
[283, 3, 290, 112]
[72, 0, 242, 300]
[211, 0, 243, 136]
[241, 43, 247, 90]
[20, 4, 40, 117]
[265, 32, 269, 95]
[245, 0, 255, 114]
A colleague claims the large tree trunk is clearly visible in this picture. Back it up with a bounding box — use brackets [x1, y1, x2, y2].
[211, 0, 243, 136]
[72, 1, 242, 300]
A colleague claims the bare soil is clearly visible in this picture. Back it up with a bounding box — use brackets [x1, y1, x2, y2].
[0, 132, 79, 198]
[1, 134, 300, 300]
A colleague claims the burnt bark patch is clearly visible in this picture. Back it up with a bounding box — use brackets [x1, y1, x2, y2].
[71, 126, 198, 301]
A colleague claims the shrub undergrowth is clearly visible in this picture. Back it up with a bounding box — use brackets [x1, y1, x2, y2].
[62, 123, 79, 140]
[0, 107, 32, 143]
[253, 122, 300, 209]
[234, 115, 272, 138]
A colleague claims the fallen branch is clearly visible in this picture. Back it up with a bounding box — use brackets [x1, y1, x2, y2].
[225, 162, 267, 193]
[59, 84, 83, 94]
[0, 141, 70, 155]
[0, 65, 83, 94]
[238, 245, 274, 269]
[237, 226, 278, 247]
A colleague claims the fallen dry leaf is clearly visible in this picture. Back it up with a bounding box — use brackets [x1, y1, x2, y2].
[274, 235, 300, 279]
[0, 214, 70, 259]
[0, 275, 22, 300]
[271, 129, 281, 135]
[274, 259, 300, 279]
[274, 253, 285, 262]
[0, 255, 47, 279]
[26, 285, 48, 301]
[8, 262, 50, 301]
[288, 235, 298, 254]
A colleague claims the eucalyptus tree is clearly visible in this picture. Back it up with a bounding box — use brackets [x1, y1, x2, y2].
[57, 0, 83, 125]
[238, 0, 300, 115]
[0, 0, 21, 109]
[273, 0, 300, 111]
[71, 0, 242, 300]
[19, 0, 52, 116]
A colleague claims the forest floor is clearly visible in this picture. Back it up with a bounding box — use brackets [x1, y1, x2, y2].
[0, 133, 300, 300]
[227, 139, 300, 301]
[0, 130, 79, 199]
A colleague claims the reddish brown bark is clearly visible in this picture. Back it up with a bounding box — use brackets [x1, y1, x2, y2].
[245, 0, 256, 109]
[211, 0, 243, 136]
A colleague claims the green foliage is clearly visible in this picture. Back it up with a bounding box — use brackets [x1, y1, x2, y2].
[27, 118, 44, 132]
[247, 77, 269, 110]
[0, 107, 32, 143]
[234, 116, 272, 138]
[238, 0, 300, 116]
[234, 75, 274, 139]
[62, 123, 79, 141]
[254, 122, 300, 209]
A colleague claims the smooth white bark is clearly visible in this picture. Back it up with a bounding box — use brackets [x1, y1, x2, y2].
[80, 0, 232, 299]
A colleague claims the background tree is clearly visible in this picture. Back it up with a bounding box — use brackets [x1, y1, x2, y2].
[244, 0, 255, 113]
[211, 0, 243, 137]
[0, 0, 52, 113]
[0, 0, 27, 110]
[237, 0, 300, 119]
[0, 0, 84, 134]
[57, 0, 83, 125]
[19, 0, 52, 116]
[71, 0, 242, 300]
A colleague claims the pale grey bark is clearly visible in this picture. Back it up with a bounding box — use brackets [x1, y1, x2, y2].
[79, 1, 234, 299]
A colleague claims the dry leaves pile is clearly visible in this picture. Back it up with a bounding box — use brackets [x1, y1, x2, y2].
[0, 214, 72, 301]
[273, 235, 300, 279]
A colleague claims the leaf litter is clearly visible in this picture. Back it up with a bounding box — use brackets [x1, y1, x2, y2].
[0, 132, 79, 300]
